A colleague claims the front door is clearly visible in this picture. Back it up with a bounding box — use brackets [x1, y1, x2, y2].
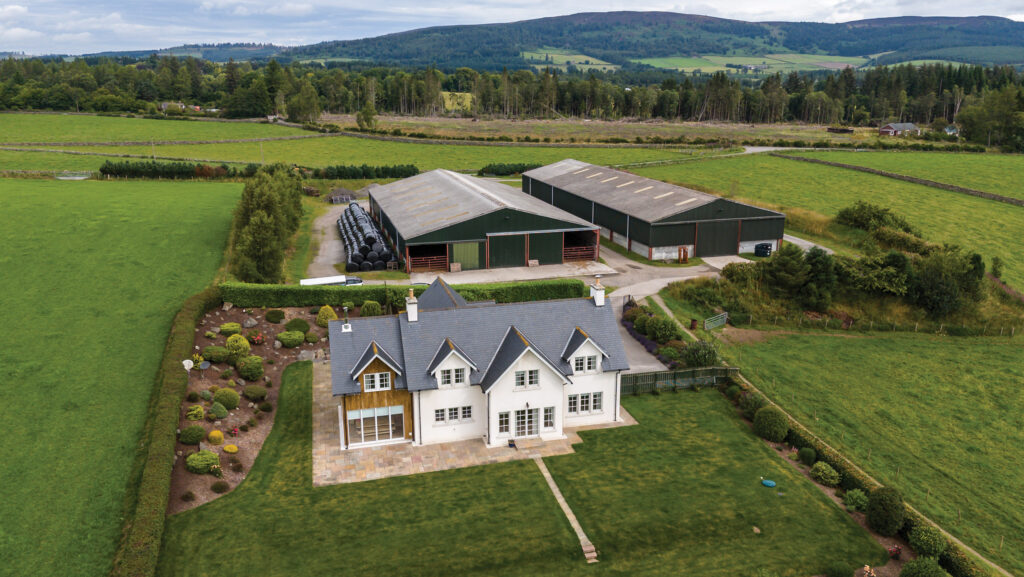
[514, 409, 539, 438]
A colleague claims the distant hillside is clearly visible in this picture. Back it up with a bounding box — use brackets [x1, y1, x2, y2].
[86, 43, 284, 62]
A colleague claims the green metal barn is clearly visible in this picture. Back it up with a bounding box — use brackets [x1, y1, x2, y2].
[523, 160, 786, 260]
[368, 170, 600, 272]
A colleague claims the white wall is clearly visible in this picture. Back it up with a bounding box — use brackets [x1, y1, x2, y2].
[738, 239, 780, 254]
[650, 244, 695, 261]
[564, 341, 619, 427]
[418, 355, 486, 445]
[486, 350, 567, 446]
[629, 239, 649, 257]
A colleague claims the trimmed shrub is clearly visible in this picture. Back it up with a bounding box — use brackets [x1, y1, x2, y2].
[208, 402, 228, 420]
[236, 355, 264, 381]
[725, 385, 741, 400]
[939, 544, 984, 577]
[204, 331, 217, 339]
[753, 406, 789, 442]
[810, 462, 841, 487]
[798, 447, 817, 466]
[243, 385, 267, 402]
[180, 491, 195, 502]
[202, 345, 230, 363]
[738, 391, 768, 420]
[219, 322, 242, 336]
[683, 339, 720, 367]
[258, 401, 273, 412]
[210, 480, 230, 494]
[632, 313, 650, 334]
[265, 309, 285, 323]
[342, 300, 355, 310]
[277, 331, 305, 348]
[213, 388, 240, 410]
[185, 450, 220, 475]
[305, 331, 320, 343]
[845, 489, 870, 512]
[225, 333, 250, 361]
[360, 300, 382, 316]
[199, 390, 212, 401]
[185, 405, 204, 421]
[230, 461, 244, 473]
[284, 317, 310, 333]
[899, 558, 948, 577]
[316, 305, 338, 327]
[178, 425, 205, 445]
[186, 391, 199, 402]
[824, 561, 854, 577]
[223, 444, 238, 454]
[219, 368, 233, 379]
[909, 525, 948, 558]
[867, 487, 905, 536]
[645, 317, 681, 344]
[207, 430, 224, 445]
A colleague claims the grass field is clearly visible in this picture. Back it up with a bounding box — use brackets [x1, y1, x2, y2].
[790, 150, 1024, 201]
[522, 48, 619, 71]
[724, 333, 1024, 575]
[0, 149, 116, 171]
[0, 179, 240, 577]
[0, 113, 305, 143]
[635, 53, 868, 73]
[156, 362, 884, 577]
[635, 154, 1024, 289]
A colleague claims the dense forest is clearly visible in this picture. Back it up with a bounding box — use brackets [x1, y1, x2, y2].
[1, 55, 1022, 149]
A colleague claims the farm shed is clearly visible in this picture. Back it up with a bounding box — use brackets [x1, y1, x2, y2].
[522, 159, 786, 259]
[879, 123, 921, 136]
[367, 169, 600, 273]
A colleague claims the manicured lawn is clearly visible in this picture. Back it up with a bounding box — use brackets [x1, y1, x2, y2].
[790, 150, 1024, 201]
[724, 333, 1024, 575]
[635, 154, 1024, 289]
[0, 179, 240, 577]
[0, 113, 305, 143]
[158, 363, 884, 577]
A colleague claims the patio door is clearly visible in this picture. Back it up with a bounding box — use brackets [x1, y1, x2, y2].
[347, 405, 404, 446]
[514, 409, 538, 438]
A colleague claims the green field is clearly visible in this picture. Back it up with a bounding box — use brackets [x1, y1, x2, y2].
[522, 48, 619, 71]
[0, 179, 240, 577]
[635, 52, 867, 73]
[0, 113, 305, 143]
[635, 154, 1024, 289]
[791, 150, 1024, 201]
[157, 362, 884, 577]
[0, 149, 117, 171]
[725, 334, 1024, 575]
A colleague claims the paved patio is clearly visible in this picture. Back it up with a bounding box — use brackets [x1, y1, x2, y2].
[312, 361, 636, 487]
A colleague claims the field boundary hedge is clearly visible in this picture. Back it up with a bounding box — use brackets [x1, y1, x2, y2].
[771, 153, 1024, 208]
[726, 371, 1004, 577]
[110, 286, 222, 577]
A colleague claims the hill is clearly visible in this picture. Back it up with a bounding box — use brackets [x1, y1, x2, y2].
[85, 42, 284, 62]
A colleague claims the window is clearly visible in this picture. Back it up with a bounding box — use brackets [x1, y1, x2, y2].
[440, 369, 452, 386]
[498, 412, 510, 433]
[448, 407, 459, 421]
[461, 406, 472, 420]
[515, 371, 526, 388]
[454, 368, 466, 384]
[568, 395, 578, 414]
[574, 357, 585, 372]
[528, 369, 539, 386]
[568, 393, 603, 415]
[364, 372, 391, 391]
[586, 356, 597, 371]
[434, 409, 445, 423]
[580, 393, 590, 413]
[543, 406, 555, 429]
[592, 392, 603, 412]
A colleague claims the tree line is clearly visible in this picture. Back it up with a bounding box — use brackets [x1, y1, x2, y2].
[1, 55, 1022, 149]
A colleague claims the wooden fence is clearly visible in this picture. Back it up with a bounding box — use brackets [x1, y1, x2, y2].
[621, 367, 739, 395]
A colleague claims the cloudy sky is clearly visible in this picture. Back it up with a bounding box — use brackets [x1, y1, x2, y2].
[1, 0, 1022, 55]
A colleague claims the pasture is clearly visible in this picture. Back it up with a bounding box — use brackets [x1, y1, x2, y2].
[0, 179, 240, 577]
[0, 113, 304, 143]
[725, 333, 1024, 575]
[521, 48, 619, 71]
[635, 154, 1024, 289]
[0, 149, 114, 171]
[634, 52, 868, 73]
[157, 363, 884, 577]
[790, 150, 1024, 201]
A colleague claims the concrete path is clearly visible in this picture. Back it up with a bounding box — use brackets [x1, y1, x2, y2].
[533, 456, 599, 563]
[784, 233, 835, 255]
[608, 294, 666, 373]
[306, 202, 347, 280]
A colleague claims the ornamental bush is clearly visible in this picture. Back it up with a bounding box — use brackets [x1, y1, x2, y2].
[284, 317, 310, 333]
[186, 391, 199, 402]
[843, 488, 869, 512]
[185, 450, 220, 475]
[645, 317, 681, 344]
[199, 390, 212, 401]
[202, 346, 230, 364]
[265, 309, 285, 323]
[725, 385, 741, 400]
[824, 561, 854, 577]
[899, 557, 948, 577]
[178, 425, 206, 445]
[236, 355, 264, 381]
[738, 391, 767, 420]
[277, 331, 305, 348]
[360, 300, 382, 316]
[798, 446, 817, 466]
[305, 331, 320, 343]
[209, 402, 228, 420]
[632, 313, 650, 334]
[867, 487, 906, 536]
[909, 525, 948, 558]
[225, 334, 250, 361]
[219, 322, 242, 336]
[810, 462, 841, 487]
[210, 480, 230, 494]
[683, 339, 720, 367]
[207, 430, 224, 445]
[213, 388, 240, 410]
[258, 401, 273, 412]
[243, 385, 267, 402]
[316, 305, 338, 327]
[223, 444, 238, 454]
[753, 406, 789, 442]
[185, 405, 204, 421]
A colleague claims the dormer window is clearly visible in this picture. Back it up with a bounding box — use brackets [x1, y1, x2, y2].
[364, 372, 391, 391]
[454, 367, 466, 384]
[440, 369, 452, 386]
[573, 355, 598, 373]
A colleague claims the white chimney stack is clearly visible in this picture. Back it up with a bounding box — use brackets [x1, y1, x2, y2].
[406, 288, 419, 322]
[589, 277, 605, 307]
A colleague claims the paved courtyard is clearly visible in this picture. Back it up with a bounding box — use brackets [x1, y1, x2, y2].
[311, 361, 636, 487]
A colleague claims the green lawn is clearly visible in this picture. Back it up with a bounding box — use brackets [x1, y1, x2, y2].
[790, 150, 1024, 201]
[0, 149, 115, 171]
[0, 179, 240, 577]
[725, 333, 1024, 575]
[0, 113, 305, 143]
[634, 52, 868, 73]
[634, 154, 1024, 289]
[158, 362, 884, 577]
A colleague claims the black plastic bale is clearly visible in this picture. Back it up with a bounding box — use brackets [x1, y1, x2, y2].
[359, 245, 370, 257]
[345, 262, 359, 272]
[373, 260, 386, 270]
[371, 243, 384, 254]
[365, 251, 379, 261]
[351, 253, 364, 264]
[359, 261, 373, 271]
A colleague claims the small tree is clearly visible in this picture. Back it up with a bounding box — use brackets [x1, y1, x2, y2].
[356, 100, 377, 131]
[991, 256, 1004, 279]
[645, 317, 681, 344]
[226, 334, 251, 363]
[683, 339, 719, 367]
[867, 487, 905, 536]
[360, 300, 382, 316]
[753, 406, 789, 442]
[909, 525, 948, 558]
[316, 305, 338, 328]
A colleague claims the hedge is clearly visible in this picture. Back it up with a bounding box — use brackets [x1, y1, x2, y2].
[110, 285, 221, 577]
[218, 279, 586, 309]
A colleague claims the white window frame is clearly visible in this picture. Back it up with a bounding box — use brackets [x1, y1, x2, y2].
[580, 393, 590, 413]
[454, 367, 466, 385]
[434, 409, 445, 423]
[514, 371, 526, 388]
[586, 355, 597, 371]
[573, 356, 586, 372]
[543, 406, 555, 430]
[448, 407, 459, 422]
[498, 411, 510, 434]
[461, 405, 472, 420]
[528, 369, 539, 387]
[364, 372, 391, 391]
[440, 369, 452, 386]
[592, 392, 603, 412]
[568, 392, 603, 415]
[568, 395, 578, 414]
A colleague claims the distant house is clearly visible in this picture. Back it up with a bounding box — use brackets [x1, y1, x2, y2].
[879, 122, 921, 136]
[944, 125, 959, 136]
[159, 101, 185, 112]
[326, 187, 356, 204]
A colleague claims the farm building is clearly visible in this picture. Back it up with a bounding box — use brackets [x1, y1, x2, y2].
[367, 169, 600, 273]
[522, 159, 786, 260]
[879, 122, 921, 136]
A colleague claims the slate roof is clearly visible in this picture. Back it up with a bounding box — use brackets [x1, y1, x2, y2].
[328, 293, 629, 396]
[349, 340, 403, 377]
[881, 123, 919, 131]
[561, 326, 609, 360]
[426, 337, 477, 374]
[417, 277, 470, 311]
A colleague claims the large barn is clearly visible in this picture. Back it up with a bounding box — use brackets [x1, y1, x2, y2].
[368, 169, 600, 273]
[522, 160, 786, 260]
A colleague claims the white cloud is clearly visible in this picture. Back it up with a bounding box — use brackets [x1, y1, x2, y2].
[0, 4, 28, 20]
[0, 24, 43, 42]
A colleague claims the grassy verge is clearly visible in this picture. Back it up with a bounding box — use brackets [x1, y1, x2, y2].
[600, 237, 704, 268]
[284, 197, 328, 284]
